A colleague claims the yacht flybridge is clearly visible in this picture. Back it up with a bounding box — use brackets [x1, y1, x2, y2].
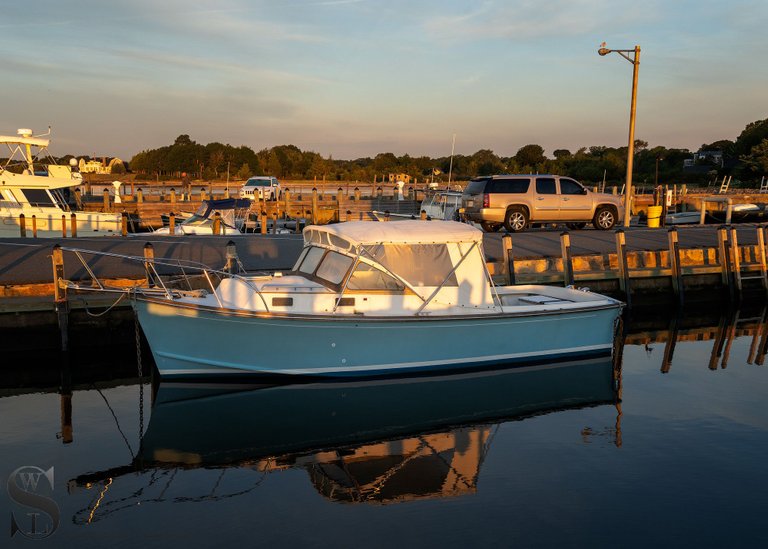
[0, 128, 122, 237]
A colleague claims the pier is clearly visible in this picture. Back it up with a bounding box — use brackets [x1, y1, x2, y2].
[2, 224, 768, 319]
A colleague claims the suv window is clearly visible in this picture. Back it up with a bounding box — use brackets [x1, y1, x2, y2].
[535, 178, 557, 195]
[560, 178, 584, 195]
[464, 179, 489, 195]
[490, 178, 529, 194]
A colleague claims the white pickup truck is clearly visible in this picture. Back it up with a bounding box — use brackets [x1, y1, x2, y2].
[239, 176, 281, 201]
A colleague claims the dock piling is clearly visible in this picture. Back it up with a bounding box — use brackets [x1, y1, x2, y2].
[51, 245, 69, 351]
[615, 229, 631, 306]
[667, 227, 683, 302]
[502, 234, 515, 285]
[213, 212, 222, 235]
[19, 213, 26, 237]
[143, 242, 155, 288]
[169, 213, 176, 235]
[560, 231, 574, 286]
[70, 213, 78, 238]
[31, 215, 37, 238]
[225, 240, 238, 274]
[61, 215, 67, 238]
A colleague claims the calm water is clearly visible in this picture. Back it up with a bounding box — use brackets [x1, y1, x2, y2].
[2, 306, 768, 548]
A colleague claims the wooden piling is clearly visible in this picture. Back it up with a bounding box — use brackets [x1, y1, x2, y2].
[121, 213, 128, 237]
[717, 226, 732, 293]
[420, 210, 427, 221]
[70, 213, 78, 238]
[143, 242, 155, 288]
[225, 240, 238, 274]
[757, 225, 768, 290]
[311, 188, 318, 225]
[730, 226, 742, 294]
[170, 188, 176, 205]
[560, 231, 574, 286]
[213, 212, 222, 235]
[272, 211, 278, 234]
[668, 227, 683, 302]
[260, 210, 267, 235]
[169, 213, 176, 235]
[103, 189, 110, 211]
[19, 213, 26, 237]
[137, 188, 143, 204]
[354, 187, 361, 201]
[31, 215, 37, 238]
[502, 234, 515, 285]
[283, 189, 291, 219]
[615, 229, 631, 306]
[61, 215, 67, 238]
[52, 245, 69, 351]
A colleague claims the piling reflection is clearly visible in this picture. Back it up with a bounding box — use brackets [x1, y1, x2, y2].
[69, 356, 620, 518]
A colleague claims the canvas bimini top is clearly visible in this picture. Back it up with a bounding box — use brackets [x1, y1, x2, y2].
[303, 220, 483, 249]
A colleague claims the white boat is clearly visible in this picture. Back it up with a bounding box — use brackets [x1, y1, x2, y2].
[102, 220, 623, 380]
[0, 128, 122, 237]
[153, 198, 251, 235]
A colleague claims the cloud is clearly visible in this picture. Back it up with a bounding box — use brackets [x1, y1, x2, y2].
[423, 0, 659, 42]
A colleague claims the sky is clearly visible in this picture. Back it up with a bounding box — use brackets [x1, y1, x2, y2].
[2, 0, 767, 161]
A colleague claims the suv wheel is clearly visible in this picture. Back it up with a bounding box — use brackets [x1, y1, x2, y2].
[504, 207, 528, 232]
[480, 222, 501, 233]
[566, 222, 587, 230]
[593, 206, 616, 230]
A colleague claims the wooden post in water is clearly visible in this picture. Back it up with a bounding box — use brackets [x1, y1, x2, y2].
[272, 211, 278, 234]
[59, 357, 73, 444]
[756, 225, 768, 290]
[121, 213, 128, 237]
[137, 188, 143, 204]
[667, 227, 683, 302]
[213, 212, 222, 235]
[311, 188, 318, 225]
[337, 188, 344, 222]
[615, 229, 631, 306]
[729, 226, 742, 294]
[52, 245, 69, 351]
[260, 210, 267, 235]
[225, 240, 238, 274]
[61, 215, 67, 238]
[283, 189, 291, 219]
[725, 198, 733, 225]
[420, 210, 427, 221]
[70, 213, 78, 238]
[717, 226, 732, 296]
[103, 189, 110, 211]
[143, 242, 155, 288]
[31, 215, 37, 238]
[408, 186, 415, 200]
[170, 188, 176, 205]
[169, 213, 176, 235]
[560, 231, 574, 286]
[502, 233, 515, 285]
[354, 187, 361, 201]
[19, 213, 26, 237]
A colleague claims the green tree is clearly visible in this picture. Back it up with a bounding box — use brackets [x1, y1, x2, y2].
[514, 144, 546, 167]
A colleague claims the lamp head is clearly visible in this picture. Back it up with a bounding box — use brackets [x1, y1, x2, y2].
[598, 41, 610, 56]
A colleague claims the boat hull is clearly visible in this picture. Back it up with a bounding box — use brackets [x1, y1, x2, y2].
[135, 299, 622, 380]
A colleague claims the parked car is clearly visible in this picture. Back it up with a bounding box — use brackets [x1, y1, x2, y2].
[239, 176, 281, 201]
[461, 174, 624, 232]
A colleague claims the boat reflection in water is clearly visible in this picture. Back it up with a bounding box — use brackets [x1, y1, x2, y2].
[132, 356, 621, 505]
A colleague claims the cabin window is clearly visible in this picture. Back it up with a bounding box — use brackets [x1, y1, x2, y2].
[316, 251, 354, 285]
[271, 297, 293, 307]
[297, 246, 325, 275]
[21, 189, 55, 206]
[363, 244, 458, 287]
[347, 262, 405, 291]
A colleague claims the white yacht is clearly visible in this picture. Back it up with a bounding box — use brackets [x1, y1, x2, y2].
[0, 128, 122, 237]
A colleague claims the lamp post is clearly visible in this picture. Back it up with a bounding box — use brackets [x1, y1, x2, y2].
[655, 156, 663, 187]
[598, 43, 640, 227]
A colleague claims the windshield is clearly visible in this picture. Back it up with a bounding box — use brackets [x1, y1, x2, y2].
[245, 178, 271, 187]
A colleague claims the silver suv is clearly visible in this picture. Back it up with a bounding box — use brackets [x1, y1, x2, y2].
[461, 174, 624, 232]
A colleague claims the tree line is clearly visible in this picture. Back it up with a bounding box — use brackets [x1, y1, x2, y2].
[125, 118, 768, 187]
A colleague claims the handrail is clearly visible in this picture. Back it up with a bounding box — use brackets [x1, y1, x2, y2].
[56, 245, 271, 312]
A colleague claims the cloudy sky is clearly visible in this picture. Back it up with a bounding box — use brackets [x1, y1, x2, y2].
[2, 0, 766, 160]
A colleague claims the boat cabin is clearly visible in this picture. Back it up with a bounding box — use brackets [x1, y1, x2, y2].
[214, 221, 498, 315]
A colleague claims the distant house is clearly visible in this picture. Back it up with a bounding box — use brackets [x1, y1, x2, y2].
[683, 148, 723, 174]
[388, 173, 411, 184]
[78, 157, 126, 174]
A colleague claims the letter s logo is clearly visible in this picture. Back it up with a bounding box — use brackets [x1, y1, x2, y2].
[7, 466, 60, 539]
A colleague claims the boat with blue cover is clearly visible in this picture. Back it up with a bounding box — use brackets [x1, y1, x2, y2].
[127, 220, 623, 380]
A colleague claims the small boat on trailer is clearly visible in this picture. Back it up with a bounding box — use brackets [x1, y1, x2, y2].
[72, 220, 624, 380]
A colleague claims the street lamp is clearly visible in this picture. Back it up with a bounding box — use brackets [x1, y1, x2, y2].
[598, 42, 641, 227]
